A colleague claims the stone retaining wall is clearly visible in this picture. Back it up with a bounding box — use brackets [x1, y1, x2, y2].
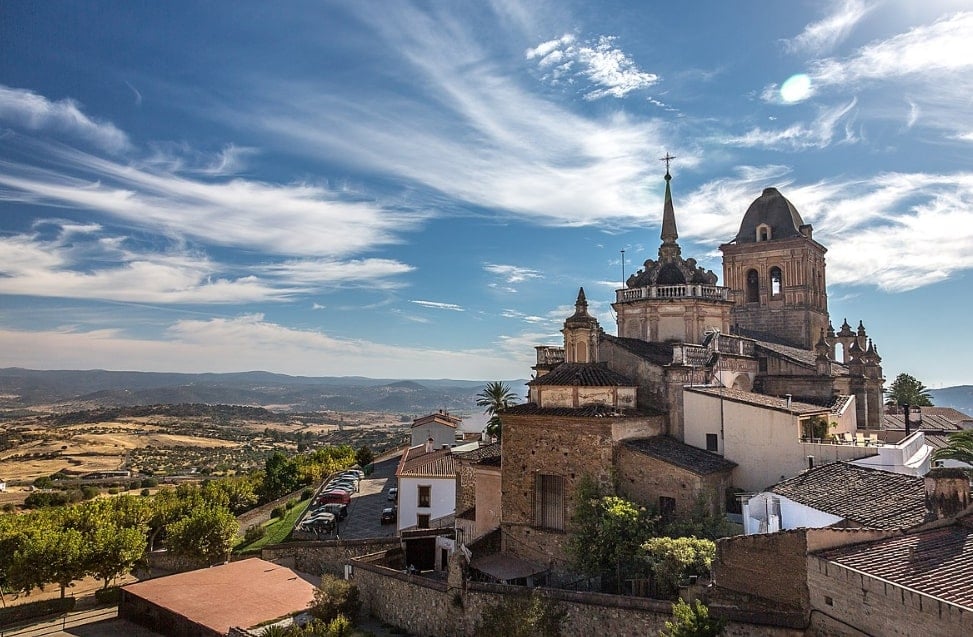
[261, 538, 399, 577]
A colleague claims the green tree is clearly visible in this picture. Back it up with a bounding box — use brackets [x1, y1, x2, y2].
[931, 430, 973, 468]
[660, 599, 725, 637]
[164, 505, 238, 565]
[309, 574, 361, 624]
[262, 451, 302, 501]
[9, 526, 89, 598]
[355, 445, 374, 468]
[476, 381, 520, 440]
[87, 524, 146, 589]
[475, 591, 566, 637]
[568, 477, 658, 592]
[642, 536, 716, 599]
[885, 373, 933, 407]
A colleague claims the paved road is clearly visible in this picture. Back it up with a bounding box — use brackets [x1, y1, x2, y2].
[304, 454, 401, 540]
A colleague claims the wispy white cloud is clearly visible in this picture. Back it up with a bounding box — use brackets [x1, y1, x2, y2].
[526, 34, 658, 100]
[0, 221, 413, 304]
[483, 263, 543, 284]
[0, 315, 528, 379]
[783, 0, 873, 55]
[410, 300, 465, 311]
[0, 85, 131, 153]
[809, 12, 973, 86]
[723, 99, 858, 150]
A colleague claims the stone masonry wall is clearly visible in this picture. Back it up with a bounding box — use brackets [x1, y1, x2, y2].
[261, 538, 399, 577]
[806, 556, 973, 637]
[616, 445, 729, 519]
[713, 530, 811, 614]
[350, 558, 804, 637]
[500, 414, 615, 570]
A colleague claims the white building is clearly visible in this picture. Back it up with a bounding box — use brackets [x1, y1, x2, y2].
[394, 443, 456, 532]
[409, 411, 461, 449]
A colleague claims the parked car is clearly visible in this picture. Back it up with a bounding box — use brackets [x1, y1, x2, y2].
[387, 487, 398, 501]
[324, 483, 355, 494]
[322, 502, 348, 519]
[317, 490, 351, 505]
[380, 506, 396, 524]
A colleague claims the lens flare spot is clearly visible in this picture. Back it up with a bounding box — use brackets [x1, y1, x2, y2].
[780, 74, 812, 103]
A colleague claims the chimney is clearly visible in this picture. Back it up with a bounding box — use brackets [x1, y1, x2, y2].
[425, 437, 434, 453]
[924, 468, 972, 519]
[807, 455, 814, 470]
[785, 394, 792, 409]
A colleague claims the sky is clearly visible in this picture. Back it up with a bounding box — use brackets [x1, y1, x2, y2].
[1, 1, 972, 388]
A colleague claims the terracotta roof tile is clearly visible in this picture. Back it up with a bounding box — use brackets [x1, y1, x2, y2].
[396, 445, 455, 478]
[753, 340, 847, 375]
[623, 436, 737, 475]
[529, 362, 635, 387]
[454, 442, 501, 464]
[769, 462, 930, 529]
[814, 522, 973, 609]
[685, 386, 830, 415]
[600, 335, 675, 365]
[503, 402, 661, 418]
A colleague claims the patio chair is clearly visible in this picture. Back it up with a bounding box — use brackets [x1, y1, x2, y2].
[855, 432, 867, 446]
[842, 432, 854, 444]
[867, 433, 879, 446]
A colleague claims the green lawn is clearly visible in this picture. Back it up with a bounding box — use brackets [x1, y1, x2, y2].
[235, 497, 311, 554]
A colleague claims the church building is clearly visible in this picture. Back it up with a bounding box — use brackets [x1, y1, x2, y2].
[496, 165, 886, 574]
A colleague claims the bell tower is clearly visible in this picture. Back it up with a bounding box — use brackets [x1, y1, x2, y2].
[720, 187, 829, 349]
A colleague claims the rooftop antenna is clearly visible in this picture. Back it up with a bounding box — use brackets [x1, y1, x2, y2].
[620, 249, 626, 284]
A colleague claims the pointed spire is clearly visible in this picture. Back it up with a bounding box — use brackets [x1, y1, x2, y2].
[827, 322, 835, 338]
[661, 168, 678, 245]
[857, 320, 867, 337]
[576, 287, 587, 310]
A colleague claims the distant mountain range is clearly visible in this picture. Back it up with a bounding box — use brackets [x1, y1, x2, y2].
[929, 386, 973, 417]
[0, 368, 529, 415]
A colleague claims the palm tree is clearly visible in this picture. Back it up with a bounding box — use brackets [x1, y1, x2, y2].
[884, 373, 933, 407]
[932, 430, 973, 469]
[476, 381, 519, 440]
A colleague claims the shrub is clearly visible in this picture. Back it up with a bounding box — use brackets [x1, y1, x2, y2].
[107, 487, 121, 495]
[140, 488, 151, 497]
[81, 485, 101, 500]
[661, 599, 725, 637]
[475, 591, 566, 637]
[271, 505, 287, 519]
[140, 477, 159, 488]
[309, 575, 361, 623]
[244, 524, 267, 544]
[301, 488, 314, 500]
[286, 498, 299, 510]
[95, 586, 122, 605]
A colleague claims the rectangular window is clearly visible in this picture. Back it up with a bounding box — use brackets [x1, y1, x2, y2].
[758, 357, 768, 373]
[417, 514, 430, 529]
[533, 474, 565, 531]
[705, 433, 719, 452]
[659, 496, 676, 525]
[418, 485, 431, 508]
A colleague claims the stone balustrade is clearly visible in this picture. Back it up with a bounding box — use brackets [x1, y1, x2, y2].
[616, 284, 730, 303]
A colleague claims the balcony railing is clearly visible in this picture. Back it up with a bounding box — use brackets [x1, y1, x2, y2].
[616, 284, 730, 303]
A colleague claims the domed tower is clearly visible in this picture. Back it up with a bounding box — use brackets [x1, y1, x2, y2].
[563, 287, 600, 363]
[613, 167, 732, 344]
[719, 187, 829, 350]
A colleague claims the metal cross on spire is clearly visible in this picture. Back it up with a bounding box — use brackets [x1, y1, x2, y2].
[660, 152, 676, 175]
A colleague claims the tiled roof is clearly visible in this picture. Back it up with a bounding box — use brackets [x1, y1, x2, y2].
[411, 412, 461, 429]
[600, 334, 675, 366]
[769, 461, 929, 529]
[529, 362, 635, 387]
[623, 436, 737, 475]
[882, 412, 973, 432]
[753, 340, 848, 376]
[396, 445, 455, 478]
[814, 520, 973, 609]
[685, 386, 830, 415]
[454, 442, 501, 464]
[830, 394, 854, 416]
[503, 402, 662, 418]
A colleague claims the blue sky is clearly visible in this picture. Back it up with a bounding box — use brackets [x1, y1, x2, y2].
[1, 1, 971, 387]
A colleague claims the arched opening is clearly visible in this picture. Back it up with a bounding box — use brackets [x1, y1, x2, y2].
[770, 266, 782, 297]
[746, 269, 759, 303]
[756, 224, 771, 242]
[574, 340, 588, 363]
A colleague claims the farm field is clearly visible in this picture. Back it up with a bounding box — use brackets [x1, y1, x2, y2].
[0, 405, 410, 502]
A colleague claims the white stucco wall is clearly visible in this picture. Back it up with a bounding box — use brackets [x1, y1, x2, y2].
[743, 492, 844, 534]
[410, 422, 457, 449]
[397, 475, 456, 532]
[684, 390, 875, 491]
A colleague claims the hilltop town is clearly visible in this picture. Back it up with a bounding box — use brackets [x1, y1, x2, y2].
[2, 174, 971, 637]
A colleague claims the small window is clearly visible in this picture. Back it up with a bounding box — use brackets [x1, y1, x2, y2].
[705, 433, 719, 452]
[746, 269, 759, 303]
[824, 596, 834, 607]
[534, 474, 565, 531]
[770, 267, 782, 296]
[417, 514, 430, 529]
[418, 485, 431, 508]
[659, 496, 676, 524]
[756, 224, 772, 242]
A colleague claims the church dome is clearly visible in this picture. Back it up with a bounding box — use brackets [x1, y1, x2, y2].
[734, 187, 806, 243]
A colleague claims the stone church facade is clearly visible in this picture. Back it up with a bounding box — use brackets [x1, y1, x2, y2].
[498, 168, 885, 572]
